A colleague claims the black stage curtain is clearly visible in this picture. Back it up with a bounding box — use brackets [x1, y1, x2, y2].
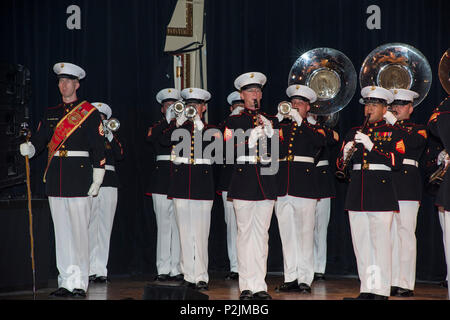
[0, 0, 449, 283]
[0, 0, 178, 277]
[205, 0, 450, 281]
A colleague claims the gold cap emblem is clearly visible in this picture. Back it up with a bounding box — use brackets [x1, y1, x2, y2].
[60, 63, 64, 68]
[168, 89, 172, 93]
[250, 73, 254, 78]
[370, 86, 376, 91]
[189, 88, 193, 93]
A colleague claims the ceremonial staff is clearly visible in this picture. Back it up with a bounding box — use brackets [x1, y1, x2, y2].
[21, 122, 36, 299]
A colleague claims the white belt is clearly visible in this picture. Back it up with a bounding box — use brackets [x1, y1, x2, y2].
[173, 157, 212, 165]
[156, 155, 171, 161]
[236, 156, 271, 164]
[316, 160, 329, 167]
[353, 164, 391, 171]
[105, 165, 115, 171]
[54, 151, 89, 157]
[279, 156, 314, 163]
[403, 159, 418, 167]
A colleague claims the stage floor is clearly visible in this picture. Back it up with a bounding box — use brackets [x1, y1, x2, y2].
[0, 273, 447, 300]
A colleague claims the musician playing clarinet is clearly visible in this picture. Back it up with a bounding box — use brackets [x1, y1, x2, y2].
[339, 86, 406, 300]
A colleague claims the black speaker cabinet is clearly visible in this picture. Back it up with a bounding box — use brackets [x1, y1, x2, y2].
[143, 283, 209, 300]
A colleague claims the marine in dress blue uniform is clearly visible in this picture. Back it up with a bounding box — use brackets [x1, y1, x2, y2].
[145, 88, 183, 282]
[339, 86, 405, 300]
[20, 62, 106, 297]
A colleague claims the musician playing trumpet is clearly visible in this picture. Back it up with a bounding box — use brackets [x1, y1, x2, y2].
[273, 84, 328, 294]
[382, 89, 428, 297]
[340, 86, 406, 300]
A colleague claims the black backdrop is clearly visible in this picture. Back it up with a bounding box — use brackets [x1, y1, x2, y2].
[0, 0, 449, 282]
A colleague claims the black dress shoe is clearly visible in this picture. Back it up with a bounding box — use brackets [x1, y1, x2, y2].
[275, 280, 299, 292]
[298, 283, 312, 293]
[314, 273, 325, 281]
[180, 280, 196, 289]
[253, 291, 272, 300]
[170, 274, 184, 281]
[395, 287, 414, 297]
[372, 294, 388, 300]
[94, 276, 110, 283]
[440, 280, 448, 288]
[155, 274, 170, 281]
[195, 281, 209, 291]
[225, 272, 239, 280]
[89, 275, 97, 282]
[239, 290, 253, 300]
[72, 289, 87, 298]
[49, 287, 73, 297]
[390, 286, 399, 296]
[343, 292, 373, 300]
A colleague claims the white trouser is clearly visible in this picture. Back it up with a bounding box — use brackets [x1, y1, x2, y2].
[88, 187, 118, 277]
[314, 197, 331, 274]
[439, 209, 450, 299]
[48, 196, 92, 292]
[391, 201, 420, 290]
[222, 192, 238, 273]
[152, 193, 181, 276]
[173, 199, 212, 284]
[233, 199, 274, 293]
[348, 211, 393, 297]
[275, 196, 317, 285]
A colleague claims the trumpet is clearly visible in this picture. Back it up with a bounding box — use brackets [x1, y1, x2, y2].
[278, 101, 292, 116]
[171, 100, 198, 119]
[104, 118, 120, 134]
[335, 114, 371, 180]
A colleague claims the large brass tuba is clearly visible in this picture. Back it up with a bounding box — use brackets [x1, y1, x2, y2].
[359, 43, 432, 107]
[288, 47, 357, 115]
[439, 48, 450, 95]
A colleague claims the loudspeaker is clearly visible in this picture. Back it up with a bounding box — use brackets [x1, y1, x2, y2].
[143, 283, 209, 300]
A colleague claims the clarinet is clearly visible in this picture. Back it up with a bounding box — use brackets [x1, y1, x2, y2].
[335, 114, 371, 179]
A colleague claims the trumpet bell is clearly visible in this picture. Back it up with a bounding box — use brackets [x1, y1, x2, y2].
[288, 47, 357, 115]
[185, 106, 198, 118]
[439, 49, 450, 95]
[173, 101, 185, 114]
[278, 101, 292, 115]
[106, 118, 120, 132]
[360, 43, 432, 107]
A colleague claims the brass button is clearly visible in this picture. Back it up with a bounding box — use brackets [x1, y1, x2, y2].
[238, 168, 242, 172]
[363, 152, 367, 156]
[293, 127, 297, 131]
[289, 144, 293, 147]
[191, 147, 194, 150]
[80, 165, 84, 168]
[299, 130, 303, 134]
[205, 170, 208, 174]
[175, 169, 178, 172]
[190, 153, 194, 157]
[322, 170, 326, 174]
[382, 179, 386, 183]
[306, 169, 310, 173]
[290, 137, 294, 141]
[404, 170, 408, 174]
[363, 160, 367, 163]
[288, 150, 292, 154]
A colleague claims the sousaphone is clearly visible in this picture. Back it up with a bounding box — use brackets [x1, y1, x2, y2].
[439, 48, 450, 95]
[288, 47, 357, 116]
[360, 43, 432, 107]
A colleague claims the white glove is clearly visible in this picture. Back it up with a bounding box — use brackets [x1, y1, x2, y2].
[307, 115, 317, 125]
[230, 106, 244, 116]
[248, 126, 265, 148]
[276, 112, 284, 122]
[343, 141, 353, 160]
[105, 130, 114, 142]
[88, 168, 105, 197]
[289, 108, 303, 126]
[354, 131, 374, 152]
[383, 110, 397, 125]
[437, 150, 448, 165]
[20, 142, 36, 158]
[193, 114, 204, 131]
[165, 105, 176, 124]
[176, 112, 187, 127]
[259, 115, 274, 138]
